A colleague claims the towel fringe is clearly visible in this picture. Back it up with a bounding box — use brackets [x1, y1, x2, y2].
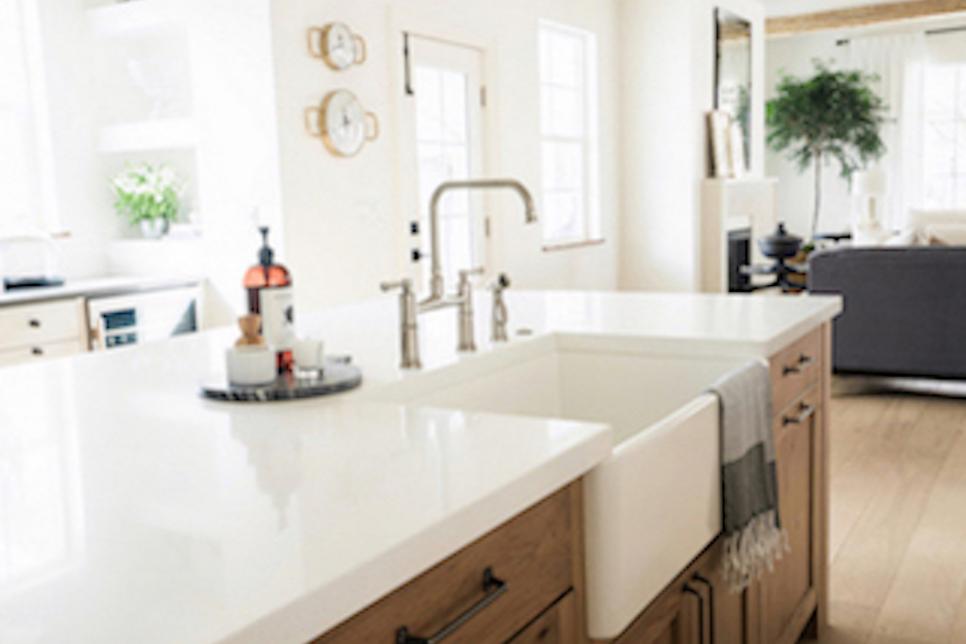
[721, 510, 789, 593]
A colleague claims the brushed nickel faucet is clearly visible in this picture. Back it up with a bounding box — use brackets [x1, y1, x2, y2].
[380, 278, 421, 370]
[490, 274, 511, 343]
[423, 179, 538, 304]
[382, 178, 538, 369]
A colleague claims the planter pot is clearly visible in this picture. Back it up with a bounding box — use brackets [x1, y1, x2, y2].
[139, 219, 170, 239]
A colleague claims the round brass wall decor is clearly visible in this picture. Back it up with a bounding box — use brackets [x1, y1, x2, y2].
[307, 22, 367, 71]
[305, 90, 379, 158]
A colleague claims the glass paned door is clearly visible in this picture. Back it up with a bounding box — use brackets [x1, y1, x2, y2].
[403, 36, 487, 293]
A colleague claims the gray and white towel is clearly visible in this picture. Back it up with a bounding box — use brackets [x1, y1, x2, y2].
[710, 361, 788, 593]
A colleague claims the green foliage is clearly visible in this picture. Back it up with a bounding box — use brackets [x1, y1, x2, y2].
[767, 61, 887, 179]
[767, 61, 887, 236]
[111, 163, 184, 225]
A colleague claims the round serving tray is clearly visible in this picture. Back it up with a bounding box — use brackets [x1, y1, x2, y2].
[200, 357, 362, 403]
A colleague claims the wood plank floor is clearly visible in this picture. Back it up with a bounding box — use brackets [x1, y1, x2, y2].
[818, 384, 966, 644]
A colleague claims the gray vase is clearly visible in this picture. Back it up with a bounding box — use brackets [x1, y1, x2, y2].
[139, 219, 169, 239]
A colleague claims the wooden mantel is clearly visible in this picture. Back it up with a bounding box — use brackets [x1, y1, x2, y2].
[767, 0, 966, 37]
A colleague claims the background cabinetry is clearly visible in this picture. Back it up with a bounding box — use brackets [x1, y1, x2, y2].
[0, 298, 87, 366]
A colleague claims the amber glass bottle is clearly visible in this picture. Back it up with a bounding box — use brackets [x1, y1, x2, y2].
[243, 227, 294, 373]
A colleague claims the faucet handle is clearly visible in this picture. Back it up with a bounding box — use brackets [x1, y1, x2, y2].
[458, 267, 485, 284]
[380, 278, 413, 294]
[492, 273, 511, 291]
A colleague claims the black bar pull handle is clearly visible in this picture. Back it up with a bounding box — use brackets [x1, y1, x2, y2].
[396, 567, 507, 644]
[683, 585, 705, 644]
[691, 574, 715, 644]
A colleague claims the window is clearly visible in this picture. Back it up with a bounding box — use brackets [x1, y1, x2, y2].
[923, 63, 966, 209]
[538, 21, 600, 246]
[0, 0, 52, 232]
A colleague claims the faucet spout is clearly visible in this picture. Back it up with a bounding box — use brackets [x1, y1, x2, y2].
[424, 178, 538, 302]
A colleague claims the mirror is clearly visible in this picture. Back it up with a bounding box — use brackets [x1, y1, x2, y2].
[715, 8, 752, 173]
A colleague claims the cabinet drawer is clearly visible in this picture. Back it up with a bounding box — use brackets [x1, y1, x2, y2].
[770, 327, 821, 414]
[0, 339, 84, 367]
[0, 299, 84, 350]
[510, 591, 577, 644]
[315, 484, 577, 644]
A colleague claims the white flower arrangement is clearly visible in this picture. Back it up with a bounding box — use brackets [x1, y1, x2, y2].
[111, 163, 185, 225]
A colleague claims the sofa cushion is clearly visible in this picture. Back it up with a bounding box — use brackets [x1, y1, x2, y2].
[908, 209, 966, 243]
[924, 223, 966, 246]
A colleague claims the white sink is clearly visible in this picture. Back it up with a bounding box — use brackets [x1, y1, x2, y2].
[372, 336, 745, 639]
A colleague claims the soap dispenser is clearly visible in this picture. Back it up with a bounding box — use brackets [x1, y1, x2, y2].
[244, 227, 295, 373]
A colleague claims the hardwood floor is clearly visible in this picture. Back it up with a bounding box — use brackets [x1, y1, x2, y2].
[818, 384, 966, 644]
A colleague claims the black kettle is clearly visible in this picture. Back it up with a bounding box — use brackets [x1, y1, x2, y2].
[758, 223, 802, 260]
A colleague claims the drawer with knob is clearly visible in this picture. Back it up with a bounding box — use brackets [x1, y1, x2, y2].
[770, 327, 822, 414]
[314, 483, 578, 644]
[0, 339, 84, 367]
[0, 299, 86, 351]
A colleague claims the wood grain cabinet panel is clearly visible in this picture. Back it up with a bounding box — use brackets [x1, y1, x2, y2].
[613, 538, 751, 644]
[510, 591, 578, 644]
[314, 483, 579, 644]
[761, 387, 819, 644]
[770, 327, 821, 413]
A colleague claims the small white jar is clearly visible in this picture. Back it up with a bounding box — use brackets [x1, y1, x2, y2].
[226, 345, 277, 386]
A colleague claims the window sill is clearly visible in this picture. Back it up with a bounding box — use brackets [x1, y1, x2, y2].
[542, 238, 606, 253]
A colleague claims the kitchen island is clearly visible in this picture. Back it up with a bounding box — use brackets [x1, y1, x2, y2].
[0, 291, 841, 644]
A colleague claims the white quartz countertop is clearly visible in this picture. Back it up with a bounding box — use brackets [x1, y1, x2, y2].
[0, 275, 201, 307]
[0, 290, 841, 644]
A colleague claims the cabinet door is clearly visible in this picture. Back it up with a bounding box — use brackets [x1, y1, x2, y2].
[760, 388, 818, 644]
[615, 584, 703, 644]
[692, 540, 751, 644]
[509, 591, 577, 644]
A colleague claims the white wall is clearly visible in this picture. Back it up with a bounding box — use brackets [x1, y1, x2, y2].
[34, 0, 113, 278]
[269, 0, 621, 313]
[618, 0, 766, 292]
[186, 0, 285, 325]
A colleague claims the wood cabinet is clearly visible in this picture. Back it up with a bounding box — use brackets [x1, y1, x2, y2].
[607, 323, 831, 644]
[510, 592, 579, 644]
[613, 538, 752, 644]
[758, 325, 829, 644]
[0, 298, 87, 366]
[314, 482, 586, 644]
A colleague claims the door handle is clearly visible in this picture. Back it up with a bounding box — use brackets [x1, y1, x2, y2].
[783, 402, 816, 427]
[691, 574, 715, 644]
[683, 585, 705, 644]
[782, 353, 815, 376]
[396, 567, 507, 644]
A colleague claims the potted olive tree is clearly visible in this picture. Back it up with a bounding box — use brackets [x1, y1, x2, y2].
[767, 61, 887, 238]
[112, 163, 184, 239]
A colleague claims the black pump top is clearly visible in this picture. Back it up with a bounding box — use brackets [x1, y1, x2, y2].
[258, 226, 274, 267]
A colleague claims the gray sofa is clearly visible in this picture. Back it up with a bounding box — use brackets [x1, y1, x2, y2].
[809, 247, 966, 379]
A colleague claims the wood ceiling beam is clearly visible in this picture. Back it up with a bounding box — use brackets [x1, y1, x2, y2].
[766, 0, 966, 37]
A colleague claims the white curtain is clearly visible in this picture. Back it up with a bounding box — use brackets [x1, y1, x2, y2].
[848, 33, 927, 230]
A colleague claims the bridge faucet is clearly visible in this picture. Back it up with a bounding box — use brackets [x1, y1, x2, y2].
[382, 179, 538, 368]
[423, 179, 538, 304]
